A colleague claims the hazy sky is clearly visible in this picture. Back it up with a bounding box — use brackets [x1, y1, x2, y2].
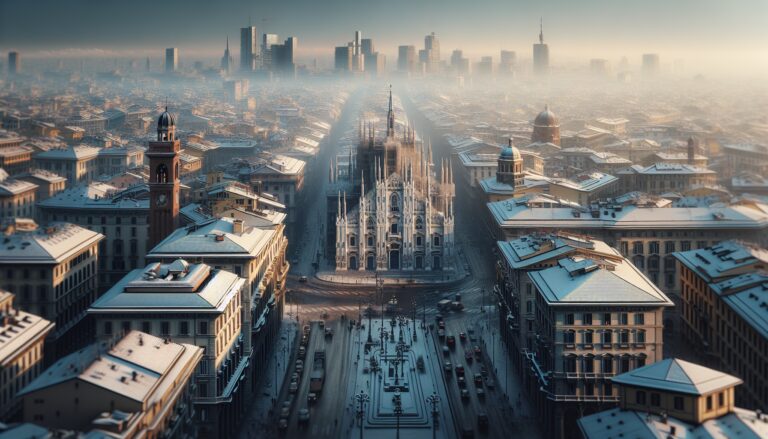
[1, 0, 766, 71]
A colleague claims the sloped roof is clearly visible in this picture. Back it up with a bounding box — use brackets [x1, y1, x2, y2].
[611, 358, 742, 395]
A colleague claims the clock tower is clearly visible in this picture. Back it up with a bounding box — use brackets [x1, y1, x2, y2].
[147, 107, 180, 248]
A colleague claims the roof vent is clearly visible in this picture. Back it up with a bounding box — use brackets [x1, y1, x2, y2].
[215, 234, 225, 242]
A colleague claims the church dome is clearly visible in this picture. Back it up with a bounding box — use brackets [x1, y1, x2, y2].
[534, 106, 559, 127]
[157, 108, 176, 130]
[500, 144, 522, 160]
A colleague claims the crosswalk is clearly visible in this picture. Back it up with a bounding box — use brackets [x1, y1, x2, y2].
[293, 303, 486, 320]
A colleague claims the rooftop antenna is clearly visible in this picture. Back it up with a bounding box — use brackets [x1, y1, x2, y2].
[539, 18, 544, 44]
[165, 96, 168, 112]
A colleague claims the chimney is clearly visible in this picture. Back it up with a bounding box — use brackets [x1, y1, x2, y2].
[232, 219, 244, 234]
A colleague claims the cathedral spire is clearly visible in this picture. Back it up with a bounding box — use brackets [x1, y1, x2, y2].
[386, 84, 395, 138]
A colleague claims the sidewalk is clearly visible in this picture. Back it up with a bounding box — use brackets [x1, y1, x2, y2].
[315, 248, 471, 286]
[239, 317, 298, 439]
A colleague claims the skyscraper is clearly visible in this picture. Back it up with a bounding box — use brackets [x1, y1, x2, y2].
[361, 38, 374, 57]
[7, 51, 20, 75]
[335, 46, 353, 71]
[220, 36, 233, 74]
[240, 25, 258, 71]
[272, 37, 297, 77]
[499, 50, 516, 74]
[642, 53, 660, 77]
[533, 19, 549, 75]
[261, 33, 279, 69]
[165, 47, 178, 73]
[424, 32, 440, 73]
[397, 45, 416, 72]
[450, 50, 469, 75]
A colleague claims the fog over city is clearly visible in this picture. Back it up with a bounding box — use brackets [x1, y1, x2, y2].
[0, 1, 766, 439]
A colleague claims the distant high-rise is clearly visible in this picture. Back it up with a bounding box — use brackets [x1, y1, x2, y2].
[450, 50, 469, 75]
[423, 32, 441, 73]
[271, 37, 297, 77]
[240, 25, 258, 71]
[499, 50, 516, 74]
[220, 36, 233, 74]
[145, 56, 151, 72]
[642, 53, 660, 77]
[261, 33, 279, 69]
[335, 46, 353, 71]
[361, 38, 374, 57]
[165, 48, 178, 73]
[476, 56, 493, 76]
[8, 51, 20, 75]
[590, 58, 609, 76]
[397, 45, 416, 72]
[532, 19, 549, 75]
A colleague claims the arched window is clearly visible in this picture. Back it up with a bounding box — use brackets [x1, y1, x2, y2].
[367, 235, 374, 246]
[433, 235, 441, 246]
[367, 216, 375, 229]
[602, 355, 613, 374]
[583, 354, 595, 373]
[390, 194, 399, 212]
[390, 223, 398, 234]
[415, 217, 424, 230]
[349, 236, 356, 246]
[156, 164, 169, 183]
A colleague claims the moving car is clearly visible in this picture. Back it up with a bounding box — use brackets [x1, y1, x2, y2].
[444, 361, 453, 373]
[298, 408, 310, 424]
[461, 389, 470, 400]
[299, 276, 308, 283]
[455, 365, 465, 377]
[446, 335, 456, 348]
[476, 388, 485, 399]
[307, 392, 318, 404]
[477, 412, 489, 431]
[289, 381, 298, 393]
[459, 332, 467, 341]
[474, 373, 483, 387]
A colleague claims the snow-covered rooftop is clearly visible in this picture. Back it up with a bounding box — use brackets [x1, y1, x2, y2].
[611, 358, 742, 396]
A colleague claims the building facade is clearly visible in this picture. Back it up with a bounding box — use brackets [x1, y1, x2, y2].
[89, 261, 249, 438]
[0, 290, 54, 421]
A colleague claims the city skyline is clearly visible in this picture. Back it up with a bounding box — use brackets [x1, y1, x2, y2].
[1, 0, 767, 75]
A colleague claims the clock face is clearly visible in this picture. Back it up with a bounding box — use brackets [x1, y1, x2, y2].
[157, 194, 167, 206]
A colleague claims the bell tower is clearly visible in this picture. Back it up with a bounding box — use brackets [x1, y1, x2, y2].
[147, 107, 180, 248]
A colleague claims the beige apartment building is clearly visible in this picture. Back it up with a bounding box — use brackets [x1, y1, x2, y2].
[89, 260, 249, 438]
[522, 253, 673, 439]
[18, 331, 201, 438]
[0, 290, 54, 421]
[674, 241, 768, 410]
[0, 220, 103, 358]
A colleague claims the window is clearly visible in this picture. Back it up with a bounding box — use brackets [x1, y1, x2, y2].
[636, 390, 647, 405]
[604, 382, 613, 396]
[199, 321, 209, 335]
[564, 356, 576, 373]
[121, 321, 131, 333]
[142, 321, 151, 333]
[665, 241, 676, 253]
[602, 356, 613, 374]
[636, 330, 646, 344]
[583, 313, 592, 325]
[651, 393, 661, 406]
[584, 330, 594, 344]
[620, 356, 631, 373]
[180, 321, 189, 336]
[633, 255, 645, 270]
[104, 321, 113, 335]
[564, 330, 575, 344]
[649, 241, 659, 254]
[636, 355, 646, 368]
[619, 313, 628, 325]
[674, 396, 684, 411]
[603, 313, 611, 325]
[584, 382, 594, 396]
[565, 313, 574, 325]
[619, 330, 630, 344]
[632, 241, 643, 255]
[161, 321, 170, 335]
[718, 392, 724, 407]
[368, 236, 375, 246]
[601, 331, 612, 345]
[634, 313, 645, 325]
[390, 223, 398, 234]
[706, 395, 713, 411]
[433, 236, 441, 246]
[583, 356, 594, 373]
[620, 241, 628, 255]
[525, 301, 533, 313]
[349, 236, 356, 246]
[681, 241, 691, 251]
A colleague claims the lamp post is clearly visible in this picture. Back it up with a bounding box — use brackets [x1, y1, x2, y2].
[394, 393, 403, 439]
[354, 390, 370, 439]
[426, 392, 440, 439]
[411, 298, 417, 341]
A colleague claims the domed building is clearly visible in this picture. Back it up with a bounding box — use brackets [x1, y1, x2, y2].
[531, 105, 561, 146]
[479, 139, 551, 202]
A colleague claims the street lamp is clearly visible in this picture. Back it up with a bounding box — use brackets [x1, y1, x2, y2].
[394, 393, 403, 439]
[426, 392, 441, 439]
[354, 390, 370, 439]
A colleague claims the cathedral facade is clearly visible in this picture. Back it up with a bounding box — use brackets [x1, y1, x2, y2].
[335, 89, 455, 272]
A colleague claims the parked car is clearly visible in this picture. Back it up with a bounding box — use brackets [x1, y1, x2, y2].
[298, 408, 310, 424]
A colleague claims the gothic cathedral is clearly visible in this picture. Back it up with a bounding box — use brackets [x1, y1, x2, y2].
[335, 88, 455, 272]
